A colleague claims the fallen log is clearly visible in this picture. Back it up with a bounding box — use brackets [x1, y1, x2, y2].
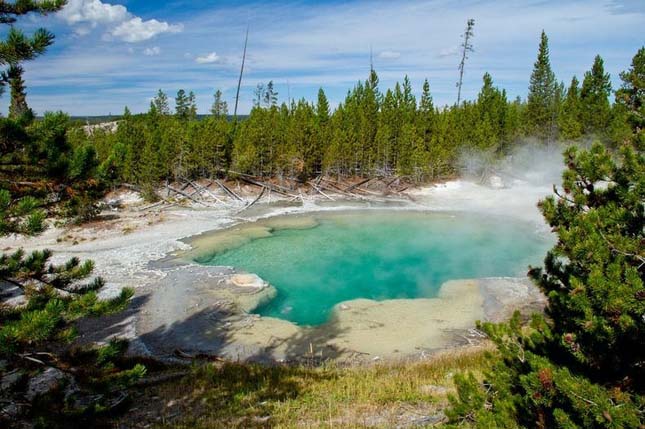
[308, 182, 335, 201]
[213, 179, 243, 202]
[238, 176, 298, 198]
[228, 170, 297, 194]
[344, 177, 373, 192]
[165, 185, 211, 207]
[319, 179, 363, 199]
[185, 179, 227, 205]
[235, 187, 266, 214]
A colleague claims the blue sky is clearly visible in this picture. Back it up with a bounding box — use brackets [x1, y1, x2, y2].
[1, 0, 644, 116]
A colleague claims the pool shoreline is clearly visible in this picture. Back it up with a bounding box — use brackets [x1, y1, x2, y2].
[130, 255, 546, 363]
[1, 178, 555, 364]
[120, 209, 549, 364]
[180, 210, 551, 327]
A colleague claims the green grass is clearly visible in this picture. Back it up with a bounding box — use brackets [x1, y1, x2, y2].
[113, 346, 493, 428]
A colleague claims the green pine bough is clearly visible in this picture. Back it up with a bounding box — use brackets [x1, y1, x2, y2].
[446, 142, 644, 429]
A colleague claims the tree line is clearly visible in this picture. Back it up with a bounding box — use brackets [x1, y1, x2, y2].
[78, 31, 640, 191]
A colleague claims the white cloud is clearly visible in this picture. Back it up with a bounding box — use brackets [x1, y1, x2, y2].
[59, 0, 182, 43]
[59, 0, 128, 25]
[111, 17, 183, 43]
[143, 46, 161, 56]
[438, 46, 460, 58]
[378, 50, 401, 60]
[195, 52, 220, 64]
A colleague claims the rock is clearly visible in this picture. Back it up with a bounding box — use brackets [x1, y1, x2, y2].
[1, 370, 24, 393]
[230, 273, 267, 289]
[419, 384, 451, 396]
[25, 367, 68, 401]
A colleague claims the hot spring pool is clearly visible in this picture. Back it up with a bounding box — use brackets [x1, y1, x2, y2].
[191, 211, 552, 326]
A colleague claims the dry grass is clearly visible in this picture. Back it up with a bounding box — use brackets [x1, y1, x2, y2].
[112, 345, 493, 429]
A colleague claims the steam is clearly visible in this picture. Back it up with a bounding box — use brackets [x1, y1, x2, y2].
[459, 140, 567, 188]
[411, 141, 569, 227]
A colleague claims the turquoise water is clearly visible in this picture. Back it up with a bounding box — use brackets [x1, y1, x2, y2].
[195, 211, 552, 326]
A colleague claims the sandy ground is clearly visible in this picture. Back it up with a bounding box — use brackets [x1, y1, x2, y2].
[0, 178, 554, 363]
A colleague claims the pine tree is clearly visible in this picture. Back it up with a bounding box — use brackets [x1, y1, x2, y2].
[559, 76, 583, 140]
[188, 91, 198, 119]
[0, 2, 63, 111]
[476, 72, 507, 149]
[6, 64, 29, 119]
[615, 47, 645, 137]
[580, 55, 612, 135]
[418, 79, 435, 144]
[175, 89, 190, 119]
[448, 143, 644, 428]
[153, 89, 170, 115]
[401, 75, 416, 122]
[253, 83, 265, 108]
[526, 31, 558, 140]
[188, 91, 197, 119]
[615, 47, 645, 148]
[420, 79, 434, 114]
[263, 81, 278, 108]
[316, 88, 330, 124]
[211, 89, 228, 117]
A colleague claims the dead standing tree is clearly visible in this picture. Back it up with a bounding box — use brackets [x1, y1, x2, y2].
[233, 24, 249, 119]
[456, 18, 475, 105]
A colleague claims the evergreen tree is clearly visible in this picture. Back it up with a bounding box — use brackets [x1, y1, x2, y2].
[0, 189, 44, 235]
[6, 63, 30, 119]
[175, 89, 190, 119]
[448, 143, 644, 428]
[559, 76, 583, 140]
[401, 75, 416, 122]
[0, 2, 63, 111]
[211, 89, 228, 117]
[580, 55, 612, 135]
[153, 89, 171, 115]
[0, 1, 62, 62]
[615, 46, 644, 146]
[263, 80, 278, 108]
[526, 31, 558, 140]
[253, 83, 265, 108]
[316, 88, 330, 124]
[420, 79, 434, 114]
[358, 74, 380, 173]
[418, 79, 435, 143]
[188, 91, 198, 119]
[476, 73, 507, 139]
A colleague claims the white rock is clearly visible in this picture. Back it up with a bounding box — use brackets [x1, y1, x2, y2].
[230, 274, 266, 289]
